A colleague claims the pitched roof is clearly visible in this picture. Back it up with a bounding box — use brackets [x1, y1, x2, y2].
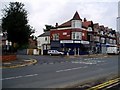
[72, 11, 82, 20]
[82, 21, 93, 28]
[99, 25, 105, 30]
[38, 31, 50, 37]
[57, 20, 71, 28]
[57, 11, 82, 28]
[93, 23, 99, 29]
[94, 23, 99, 25]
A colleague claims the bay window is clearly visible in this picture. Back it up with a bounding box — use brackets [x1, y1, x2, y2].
[72, 32, 82, 40]
[71, 20, 82, 28]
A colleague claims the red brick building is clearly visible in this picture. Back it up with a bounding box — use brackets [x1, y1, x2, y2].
[50, 11, 89, 55]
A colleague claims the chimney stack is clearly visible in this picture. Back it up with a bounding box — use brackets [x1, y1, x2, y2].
[84, 18, 87, 22]
[55, 23, 58, 27]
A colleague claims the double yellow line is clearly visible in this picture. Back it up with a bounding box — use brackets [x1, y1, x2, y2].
[87, 77, 120, 90]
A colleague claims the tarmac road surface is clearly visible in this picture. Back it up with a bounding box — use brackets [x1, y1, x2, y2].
[2, 55, 119, 88]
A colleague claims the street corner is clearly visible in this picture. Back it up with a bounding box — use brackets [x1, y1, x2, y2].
[1, 59, 37, 69]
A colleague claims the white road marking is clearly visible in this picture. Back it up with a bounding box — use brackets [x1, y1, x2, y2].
[56, 66, 87, 73]
[71, 61, 97, 64]
[96, 63, 107, 66]
[1, 74, 38, 81]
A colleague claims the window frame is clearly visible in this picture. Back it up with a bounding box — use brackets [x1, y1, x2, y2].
[71, 32, 82, 40]
[52, 33, 59, 41]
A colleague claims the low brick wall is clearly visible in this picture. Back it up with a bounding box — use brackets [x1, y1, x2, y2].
[1, 55, 17, 62]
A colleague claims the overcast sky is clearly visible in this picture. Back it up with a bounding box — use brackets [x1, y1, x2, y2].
[0, 0, 119, 36]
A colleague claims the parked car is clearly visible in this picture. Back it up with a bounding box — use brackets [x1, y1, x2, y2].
[107, 47, 119, 55]
[48, 50, 64, 55]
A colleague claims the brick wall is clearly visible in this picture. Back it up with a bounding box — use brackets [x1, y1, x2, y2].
[1, 55, 17, 62]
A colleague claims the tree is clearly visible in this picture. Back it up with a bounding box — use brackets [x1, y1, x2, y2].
[43, 25, 55, 32]
[2, 2, 34, 49]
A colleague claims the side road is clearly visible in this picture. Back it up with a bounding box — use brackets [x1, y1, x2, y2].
[1, 54, 111, 69]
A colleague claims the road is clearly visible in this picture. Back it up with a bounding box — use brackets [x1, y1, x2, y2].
[2, 55, 119, 88]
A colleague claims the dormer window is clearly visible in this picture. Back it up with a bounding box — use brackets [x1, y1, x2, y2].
[87, 27, 92, 31]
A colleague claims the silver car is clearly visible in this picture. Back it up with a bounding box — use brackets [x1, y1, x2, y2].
[48, 50, 64, 55]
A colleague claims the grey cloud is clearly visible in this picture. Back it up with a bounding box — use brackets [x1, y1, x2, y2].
[0, 1, 118, 36]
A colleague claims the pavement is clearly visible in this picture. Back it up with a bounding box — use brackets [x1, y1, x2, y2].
[1, 54, 109, 69]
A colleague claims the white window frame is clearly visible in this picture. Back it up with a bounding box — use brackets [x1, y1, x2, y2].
[110, 39, 113, 44]
[72, 32, 82, 40]
[87, 27, 92, 31]
[71, 20, 82, 28]
[113, 40, 116, 44]
[101, 37, 105, 43]
[94, 36, 100, 42]
[53, 33, 59, 41]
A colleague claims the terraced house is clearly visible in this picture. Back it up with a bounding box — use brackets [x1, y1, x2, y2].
[93, 24, 117, 54]
[37, 11, 119, 55]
